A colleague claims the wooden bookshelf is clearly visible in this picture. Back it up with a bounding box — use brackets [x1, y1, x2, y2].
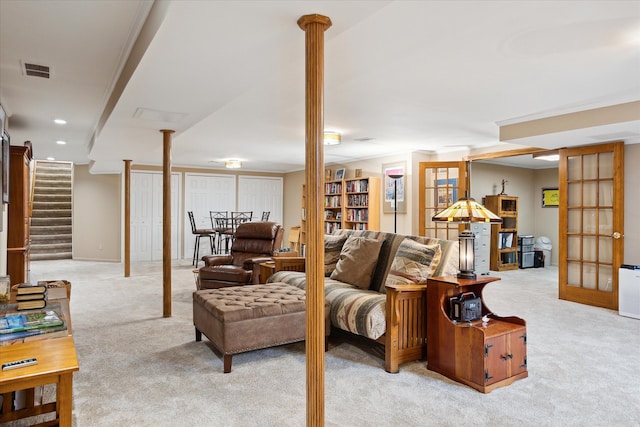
[484, 194, 519, 271]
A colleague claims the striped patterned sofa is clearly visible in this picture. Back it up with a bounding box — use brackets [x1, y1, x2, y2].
[268, 229, 459, 373]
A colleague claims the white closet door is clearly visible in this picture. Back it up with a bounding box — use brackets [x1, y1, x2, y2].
[131, 173, 154, 261]
[131, 171, 181, 261]
[238, 176, 283, 224]
[184, 173, 236, 260]
[151, 173, 181, 260]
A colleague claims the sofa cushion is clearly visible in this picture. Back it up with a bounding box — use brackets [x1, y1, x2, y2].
[334, 230, 410, 292]
[324, 234, 348, 276]
[330, 235, 383, 290]
[268, 271, 386, 340]
[325, 283, 386, 340]
[385, 239, 441, 287]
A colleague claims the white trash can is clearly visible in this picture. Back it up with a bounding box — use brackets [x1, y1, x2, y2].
[534, 236, 552, 267]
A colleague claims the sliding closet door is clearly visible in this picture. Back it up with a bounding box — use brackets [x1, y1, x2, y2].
[130, 171, 180, 261]
[237, 176, 283, 224]
[559, 142, 624, 309]
[184, 173, 235, 259]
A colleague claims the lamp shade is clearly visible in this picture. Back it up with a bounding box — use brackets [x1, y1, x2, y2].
[432, 197, 502, 223]
[432, 195, 501, 280]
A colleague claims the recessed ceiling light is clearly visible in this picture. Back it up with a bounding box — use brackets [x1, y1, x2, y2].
[56, 140, 66, 145]
[323, 131, 341, 145]
[47, 157, 55, 161]
[54, 119, 67, 125]
[534, 154, 560, 162]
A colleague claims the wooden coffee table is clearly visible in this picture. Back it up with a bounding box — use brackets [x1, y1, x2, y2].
[0, 297, 78, 426]
[0, 336, 79, 426]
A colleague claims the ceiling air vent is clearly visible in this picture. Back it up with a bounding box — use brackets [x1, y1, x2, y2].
[23, 62, 50, 78]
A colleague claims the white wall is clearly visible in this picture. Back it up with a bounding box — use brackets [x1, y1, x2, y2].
[624, 144, 640, 265]
[73, 165, 121, 261]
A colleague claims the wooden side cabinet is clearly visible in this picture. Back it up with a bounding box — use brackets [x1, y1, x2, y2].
[426, 275, 528, 393]
[7, 143, 33, 285]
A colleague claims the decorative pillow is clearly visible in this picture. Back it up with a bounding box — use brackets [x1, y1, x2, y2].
[330, 235, 383, 290]
[385, 239, 442, 287]
[324, 234, 348, 276]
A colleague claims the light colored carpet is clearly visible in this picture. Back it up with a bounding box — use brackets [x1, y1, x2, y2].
[15, 259, 640, 426]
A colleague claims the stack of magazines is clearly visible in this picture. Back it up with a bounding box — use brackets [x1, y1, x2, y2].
[0, 308, 67, 344]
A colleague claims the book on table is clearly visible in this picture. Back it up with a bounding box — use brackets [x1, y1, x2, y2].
[15, 292, 47, 302]
[17, 299, 47, 310]
[16, 282, 47, 295]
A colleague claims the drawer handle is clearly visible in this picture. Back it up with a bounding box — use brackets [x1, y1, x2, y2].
[501, 353, 513, 361]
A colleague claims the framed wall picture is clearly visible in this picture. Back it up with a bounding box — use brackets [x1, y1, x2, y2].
[382, 162, 406, 213]
[334, 168, 345, 180]
[542, 187, 559, 207]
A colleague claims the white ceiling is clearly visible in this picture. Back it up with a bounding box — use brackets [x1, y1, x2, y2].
[1, 0, 639, 174]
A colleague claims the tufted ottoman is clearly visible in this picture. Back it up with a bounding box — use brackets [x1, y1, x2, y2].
[193, 282, 330, 372]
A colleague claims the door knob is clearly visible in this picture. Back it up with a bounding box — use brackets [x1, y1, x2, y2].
[612, 232, 622, 239]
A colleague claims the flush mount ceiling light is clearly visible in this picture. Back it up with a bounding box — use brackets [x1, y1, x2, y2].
[225, 160, 242, 169]
[56, 140, 66, 145]
[533, 150, 560, 161]
[53, 119, 67, 125]
[323, 131, 341, 145]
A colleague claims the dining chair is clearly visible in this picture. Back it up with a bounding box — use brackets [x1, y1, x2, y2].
[231, 211, 253, 232]
[210, 211, 232, 254]
[188, 211, 216, 266]
[261, 211, 270, 221]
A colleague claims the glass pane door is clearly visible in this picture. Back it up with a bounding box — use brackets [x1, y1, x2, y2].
[419, 162, 467, 239]
[559, 142, 624, 309]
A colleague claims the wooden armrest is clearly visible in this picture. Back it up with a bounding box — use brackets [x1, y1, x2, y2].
[385, 282, 428, 373]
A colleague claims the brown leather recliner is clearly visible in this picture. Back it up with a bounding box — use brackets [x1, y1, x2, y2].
[198, 221, 284, 289]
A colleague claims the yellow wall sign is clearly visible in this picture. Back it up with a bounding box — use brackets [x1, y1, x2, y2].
[542, 188, 559, 207]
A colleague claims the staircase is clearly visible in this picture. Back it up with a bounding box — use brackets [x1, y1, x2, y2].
[30, 161, 73, 260]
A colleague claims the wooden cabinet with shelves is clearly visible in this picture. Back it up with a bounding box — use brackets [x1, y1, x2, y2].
[484, 195, 519, 271]
[303, 176, 381, 236]
[324, 179, 343, 234]
[426, 275, 528, 393]
[300, 184, 307, 246]
[343, 177, 379, 231]
[7, 143, 33, 285]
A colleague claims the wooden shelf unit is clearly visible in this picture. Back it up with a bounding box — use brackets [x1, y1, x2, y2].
[303, 176, 381, 236]
[300, 184, 307, 246]
[7, 143, 33, 285]
[324, 179, 343, 234]
[343, 177, 379, 231]
[426, 275, 528, 393]
[484, 194, 519, 271]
